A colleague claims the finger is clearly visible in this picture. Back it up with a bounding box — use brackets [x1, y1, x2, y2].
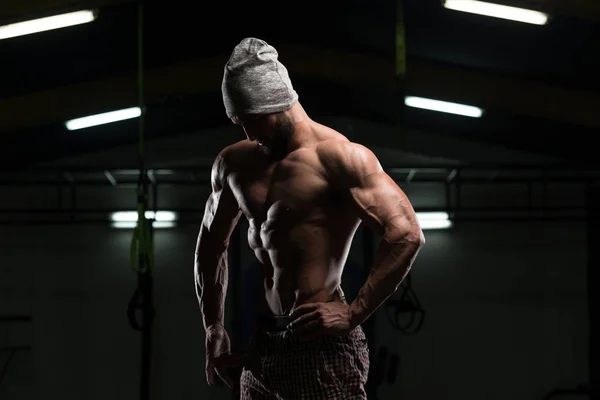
[288, 310, 320, 329]
[293, 318, 322, 335]
[290, 303, 320, 319]
[215, 367, 234, 389]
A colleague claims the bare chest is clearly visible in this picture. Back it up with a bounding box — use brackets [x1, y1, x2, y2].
[230, 157, 333, 222]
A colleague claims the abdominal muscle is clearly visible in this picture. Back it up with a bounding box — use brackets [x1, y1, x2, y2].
[248, 219, 352, 316]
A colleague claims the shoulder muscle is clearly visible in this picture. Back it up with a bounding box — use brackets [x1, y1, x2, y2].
[318, 141, 422, 242]
[317, 140, 383, 187]
[202, 147, 241, 240]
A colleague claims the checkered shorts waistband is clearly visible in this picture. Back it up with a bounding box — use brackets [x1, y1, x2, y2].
[251, 324, 367, 354]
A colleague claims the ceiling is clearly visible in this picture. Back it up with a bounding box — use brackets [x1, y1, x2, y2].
[0, 0, 599, 169]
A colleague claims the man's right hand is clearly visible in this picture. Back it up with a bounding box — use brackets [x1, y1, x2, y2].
[205, 324, 246, 389]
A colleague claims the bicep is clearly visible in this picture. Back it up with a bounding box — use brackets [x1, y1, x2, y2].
[350, 171, 420, 241]
[197, 182, 242, 252]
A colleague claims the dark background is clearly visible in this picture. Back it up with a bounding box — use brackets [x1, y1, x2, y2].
[0, 0, 597, 399]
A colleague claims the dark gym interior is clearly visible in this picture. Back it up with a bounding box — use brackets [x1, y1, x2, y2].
[0, 0, 598, 399]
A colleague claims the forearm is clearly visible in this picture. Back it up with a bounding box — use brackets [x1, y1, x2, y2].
[349, 232, 424, 327]
[195, 248, 229, 331]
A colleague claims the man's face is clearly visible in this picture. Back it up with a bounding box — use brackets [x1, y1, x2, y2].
[232, 113, 294, 161]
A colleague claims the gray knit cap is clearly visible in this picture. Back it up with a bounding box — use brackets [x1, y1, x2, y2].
[222, 38, 299, 119]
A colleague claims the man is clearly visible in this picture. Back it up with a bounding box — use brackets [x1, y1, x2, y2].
[195, 37, 425, 399]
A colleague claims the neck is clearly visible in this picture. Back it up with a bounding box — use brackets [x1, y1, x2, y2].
[283, 103, 318, 153]
[284, 102, 310, 125]
[287, 121, 318, 153]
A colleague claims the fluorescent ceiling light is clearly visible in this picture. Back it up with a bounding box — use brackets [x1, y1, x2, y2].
[152, 221, 177, 229]
[419, 219, 453, 230]
[0, 10, 96, 40]
[65, 107, 141, 131]
[417, 212, 450, 221]
[110, 211, 178, 223]
[112, 221, 177, 229]
[444, 0, 549, 25]
[405, 96, 483, 118]
[416, 212, 453, 230]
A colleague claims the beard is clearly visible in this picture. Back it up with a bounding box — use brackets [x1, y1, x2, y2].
[265, 114, 295, 161]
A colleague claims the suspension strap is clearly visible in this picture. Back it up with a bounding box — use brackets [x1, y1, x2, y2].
[396, 0, 407, 136]
[130, 0, 153, 274]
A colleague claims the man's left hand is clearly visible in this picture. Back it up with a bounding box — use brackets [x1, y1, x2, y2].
[288, 302, 354, 341]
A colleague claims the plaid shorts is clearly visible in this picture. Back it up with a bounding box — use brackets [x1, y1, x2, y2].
[240, 325, 370, 399]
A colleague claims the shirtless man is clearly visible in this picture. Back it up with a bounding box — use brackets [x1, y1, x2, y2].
[195, 38, 425, 399]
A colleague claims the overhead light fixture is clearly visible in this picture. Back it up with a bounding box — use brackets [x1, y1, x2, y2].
[416, 212, 453, 230]
[112, 221, 177, 229]
[110, 211, 178, 229]
[443, 0, 549, 25]
[0, 10, 96, 40]
[405, 96, 484, 118]
[111, 211, 178, 223]
[65, 107, 141, 131]
[110, 211, 179, 229]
